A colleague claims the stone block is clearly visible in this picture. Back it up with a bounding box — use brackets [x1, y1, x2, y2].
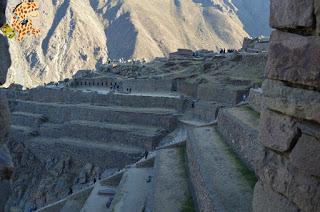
[270, 0, 314, 29]
[262, 79, 320, 124]
[259, 109, 299, 152]
[184, 100, 222, 123]
[290, 132, 320, 176]
[253, 181, 299, 212]
[248, 88, 262, 113]
[198, 84, 248, 106]
[258, 151, 320, 211]
[217, 106, 264, 173]
[266, 30, 320, 89]
[176, 80, 198, 98]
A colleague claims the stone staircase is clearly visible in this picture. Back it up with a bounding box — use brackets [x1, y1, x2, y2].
[8, 88, 184, 169]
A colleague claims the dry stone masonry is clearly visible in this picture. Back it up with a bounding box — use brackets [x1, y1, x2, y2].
[253, 0, 320, 211]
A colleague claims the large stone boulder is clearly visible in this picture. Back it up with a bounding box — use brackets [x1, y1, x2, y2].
[266, 30, 320, 89]
[290, 132, 320, 176]
[259, 109, 300, 152]
[257, 151, 320, 212]
[270, 0, 314, 30]
[253, 182, 299, 212]
[262, 79, 320, 124]
[248, 88, 262, 113]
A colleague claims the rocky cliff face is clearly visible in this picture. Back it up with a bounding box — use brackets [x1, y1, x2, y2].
[4, 0, 269, 87]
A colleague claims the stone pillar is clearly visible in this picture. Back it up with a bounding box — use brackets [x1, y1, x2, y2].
[253, 0, 320, 211]
[0, 0, 13, 210]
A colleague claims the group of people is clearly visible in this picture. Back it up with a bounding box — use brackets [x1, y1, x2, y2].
[219, 48, 236, 54]
[109, 82, 133, 94]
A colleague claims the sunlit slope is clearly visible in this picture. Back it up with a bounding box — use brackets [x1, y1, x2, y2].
[5, 0, 268, 87]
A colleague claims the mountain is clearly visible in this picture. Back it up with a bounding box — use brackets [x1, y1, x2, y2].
[4, 0, 270, 87]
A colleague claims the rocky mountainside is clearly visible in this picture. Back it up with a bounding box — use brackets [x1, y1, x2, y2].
[5, 0, 269, 87]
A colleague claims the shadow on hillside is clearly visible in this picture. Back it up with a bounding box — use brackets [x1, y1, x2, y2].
[42, 0, 70, 55]
[106, 12, 138, 60]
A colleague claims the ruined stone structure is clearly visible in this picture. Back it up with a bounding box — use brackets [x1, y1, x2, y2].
[253, 1, 320, 211]
[0, 45, 272, 211]
[241, 36, 269, 53]
[3, 1, 319, 209]
[2, 68, 263, 211]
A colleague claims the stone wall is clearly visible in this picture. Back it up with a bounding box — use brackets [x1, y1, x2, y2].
[73, 78, 173, 94]
[248, 88, 262, 113]
[197, 84, 248, 106]
[253, 1, 320, 211]
[4, 87, 184, 111]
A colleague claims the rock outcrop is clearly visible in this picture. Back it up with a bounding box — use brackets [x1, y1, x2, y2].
[0, 0, 13, 210]
[253, 1, 320, 211]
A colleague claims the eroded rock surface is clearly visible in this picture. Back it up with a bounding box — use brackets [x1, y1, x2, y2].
[5, 139, 102, 211]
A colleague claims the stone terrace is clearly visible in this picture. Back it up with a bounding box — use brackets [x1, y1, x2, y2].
[3, 50, 271, 211]
[21, 74, 264, 212]
[6, 32, 316, 211]
[5, 87, 184, 169]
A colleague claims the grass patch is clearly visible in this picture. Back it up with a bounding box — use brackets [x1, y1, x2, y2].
[212, 127, 257, 189]
[181, 195, 195, 212]
[312, 175, 320, 181]
[178, 147, 196, 212]
[238, 105, 260, 119]
[230, 105, 260, 128]
[178, 147, 188, 179]
[223, 144, 257, 189]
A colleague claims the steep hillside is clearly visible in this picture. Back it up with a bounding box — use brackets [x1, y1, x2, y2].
[4, 0, 269, 87]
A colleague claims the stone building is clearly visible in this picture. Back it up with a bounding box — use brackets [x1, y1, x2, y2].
[253, 0, 320, 211]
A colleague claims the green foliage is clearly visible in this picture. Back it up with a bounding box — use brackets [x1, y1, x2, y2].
[224, 143, 257, 189]
[181, 196, 195, 212]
